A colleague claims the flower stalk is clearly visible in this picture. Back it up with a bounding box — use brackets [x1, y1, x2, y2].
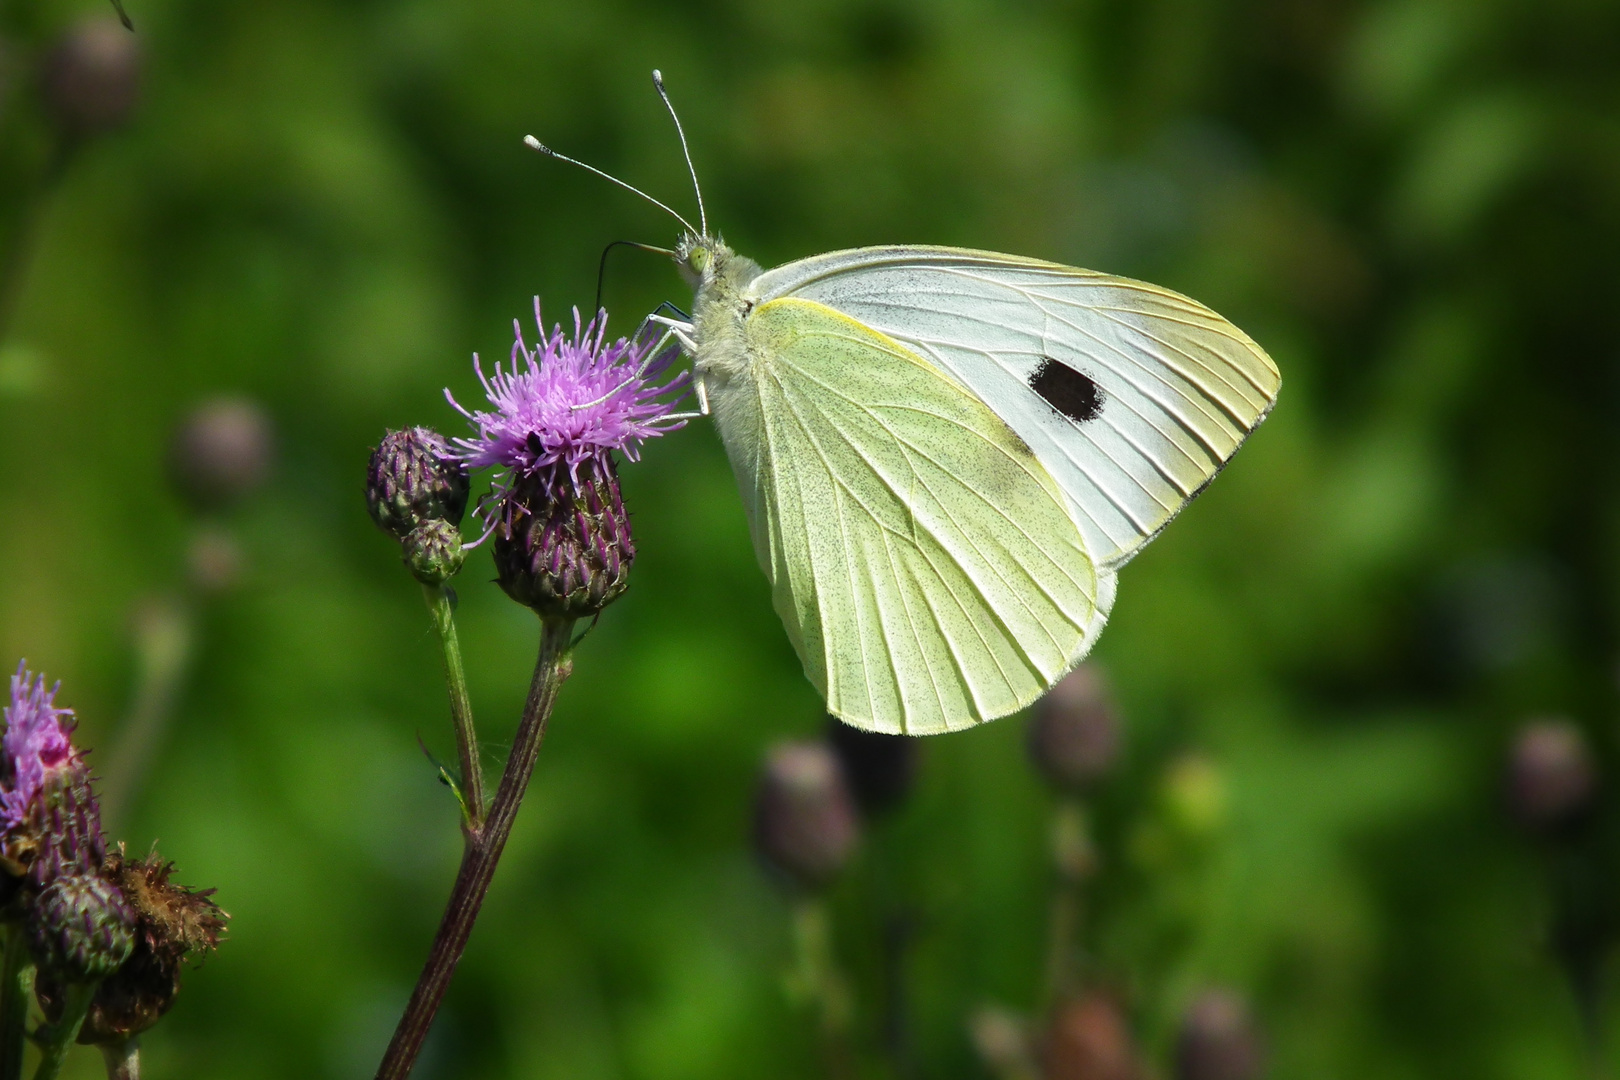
[0, 928, 33, 1080]
[421, 584, 483, 831]
[97, 598, 193, 832]
[31, 981, 96, 1080]
[790, 899, 856, 1080]
[1042, 797, 1093, 1006]
[374, 617, 574, 1080]
[370, 304, 682, 1079]
[98, 1039, 139, 1080]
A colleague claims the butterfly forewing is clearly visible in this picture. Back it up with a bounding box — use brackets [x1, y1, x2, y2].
[719, 297, 1104, 734]
[753, 247, 1281, 569]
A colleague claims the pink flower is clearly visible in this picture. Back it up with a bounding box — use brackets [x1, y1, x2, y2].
[446, 302, 688, 487]
[2, 663, 80, 830]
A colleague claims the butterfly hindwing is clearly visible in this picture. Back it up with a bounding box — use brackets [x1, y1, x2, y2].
[712, 296, 1106, 734]
[753, 247, 1281, 569]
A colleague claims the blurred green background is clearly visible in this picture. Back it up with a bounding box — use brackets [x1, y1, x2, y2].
[3, 0, 1620, 1076]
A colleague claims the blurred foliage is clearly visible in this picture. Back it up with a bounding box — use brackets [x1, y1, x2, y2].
[2, 0, 1620, 1077]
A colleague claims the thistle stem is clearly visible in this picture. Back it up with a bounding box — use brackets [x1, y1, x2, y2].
[31, 981, 95, 1080]
[1042, 797, 1091, 1007]
[0, 927, 34, 1080]
[0, 143, 73, 349]
[422, 584, 485, 831]
[99, 596, 194, 831]
[98, 1039, 139, 1080]
[791, 899, 855, 1080]
[373, 616, 575, 1080]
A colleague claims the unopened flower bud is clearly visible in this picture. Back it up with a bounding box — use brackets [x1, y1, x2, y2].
[493, 458, 633, 619]
[969, 1006, 1037, 1078]
[1175, 989, 1264, 1080]
[1028, 664, 1120, 792]
[168, 398, 274, 512]
[28, 757, 111, 887]
[40, 18, 139, 138]
[754, 741, 859, 890]
[403, 520, 465, 585]
[1508, 718, 1597, 833]
[826, 717, 918, 818]
[1162, 755, 1226, 838]
[186, 526, 244, 594]
[27, 874, 135, 982]
[1043, 993, 1143, 1080]
[366, 428, 469, 537]
[1051, 801, 1097, 881]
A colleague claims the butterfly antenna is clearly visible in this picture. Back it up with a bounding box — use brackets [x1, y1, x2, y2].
[651, 70, 707, 238]
[595, 239, 676, 316]
[524, 136, 697, 236]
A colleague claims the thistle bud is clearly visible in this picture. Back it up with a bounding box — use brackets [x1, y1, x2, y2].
[1175, 989, 1264, 1080]
[186, 526, 244, 594]
[1042, 993, 1143, 1080]
[826, 717, 919, 818]
[168, 398, 274, 513]
[365, 428, 469, 537]
[969, 1006, 1037, 1078]
[403, 520, 465, 586]
[27, 874, 135, 982]
[40, 18, 140, 138]
[1028, 664, 1120, 792]
[1507, 718, 1597, 834]
[754, 741, 859, 891]
[29, 753, 110, 886]
[492, 458, 633, 619]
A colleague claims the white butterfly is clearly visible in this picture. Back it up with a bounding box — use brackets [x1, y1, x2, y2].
[530, 75, 1279, 736]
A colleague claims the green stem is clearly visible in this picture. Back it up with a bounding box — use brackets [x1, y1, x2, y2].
[0, 927, 34, 1080]
[1042, 797, 1091, 1008]
[791, 898, 855, 1080]
[99, 596, 194, 831]
[0, 142, 74, 350]
[31, 982, 95, 1080]
[422, 584, 485, 832]
[373, 617, 574, 1080]
[98, 1039, 138, 1080]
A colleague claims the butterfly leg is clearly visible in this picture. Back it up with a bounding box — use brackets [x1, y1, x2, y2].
[647, 312, 698, 353]
[658, 374, 709, 420]
[640, 312, 709, 418]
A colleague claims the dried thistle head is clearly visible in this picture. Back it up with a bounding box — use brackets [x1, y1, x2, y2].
[105, 846, 228, 961]
[37, 846, 228, 1044]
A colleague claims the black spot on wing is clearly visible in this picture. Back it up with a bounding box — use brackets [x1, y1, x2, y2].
[1029, 356, 1103, 423]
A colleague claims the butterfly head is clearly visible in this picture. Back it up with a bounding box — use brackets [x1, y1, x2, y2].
[675, 233, 718, 287]
[675, 234, 760, 295]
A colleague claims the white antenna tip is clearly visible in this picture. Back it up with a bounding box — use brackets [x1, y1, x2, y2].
[523, 135, 545, 152]
[652, 69, 665, 86]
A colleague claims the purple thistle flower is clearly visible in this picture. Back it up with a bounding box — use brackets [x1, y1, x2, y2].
[446, 301, 688, 490]
[2, 662, 79, 831]
[445, 302, 690, 620]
